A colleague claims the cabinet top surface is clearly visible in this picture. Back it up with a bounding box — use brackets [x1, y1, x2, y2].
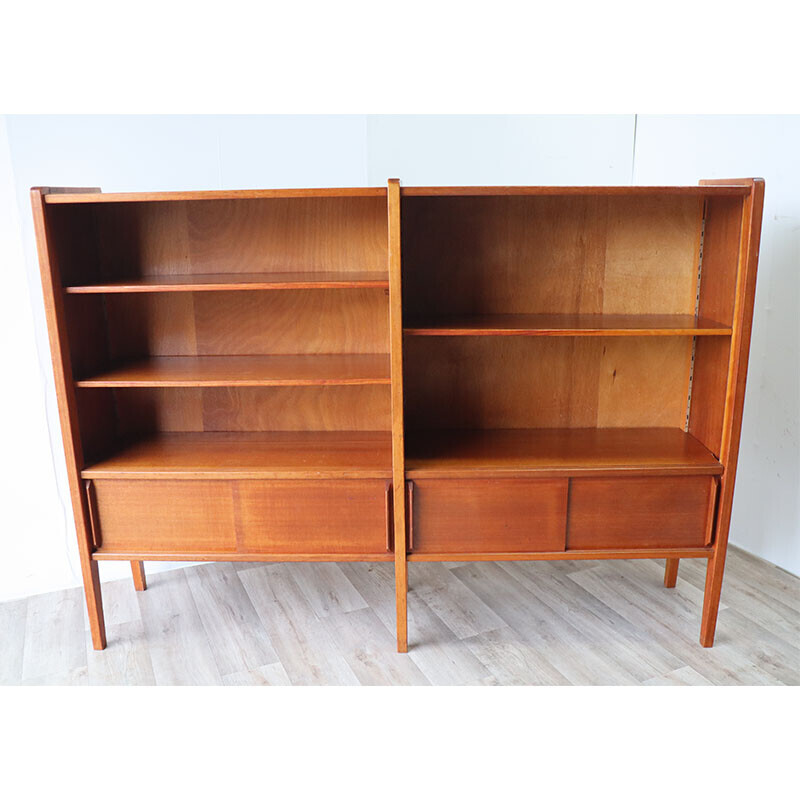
[38, 183, 755, 204]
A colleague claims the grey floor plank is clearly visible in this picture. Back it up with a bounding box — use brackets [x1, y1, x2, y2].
[186, 563, 279, 676]
[337, 562, 397, 634]
[463, 626, 571, 686]
[222, 662, 293, 686]
[83, 577, 142, 631]
[21, 588, 86, 683]
[0, 598, 27, 684]
[239, 565, 360, 686]
[287, 563, 368, 618]
[643, 666, 715, 686]
[323, 608, 430, 685]
[136, 570, 222, 685]
[19, 665, 89, 686]
[499, 560, 684, 682]
[676, 557, 800, 641]
[86, 621, 156, 686]
[452, 562, 641, 685]
[410, 562, 506, 640]
[568, 565, 783, 685]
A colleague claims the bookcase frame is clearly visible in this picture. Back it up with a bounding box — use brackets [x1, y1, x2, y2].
[32, 178, 763, 655]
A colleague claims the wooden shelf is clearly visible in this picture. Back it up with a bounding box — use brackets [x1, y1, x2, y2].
[76, 355, 391, 388]
[404, 314, 732, 337]
[82, 431, 392, 480]
[405, 428, 723, 478]
[64, 271, 389, 293]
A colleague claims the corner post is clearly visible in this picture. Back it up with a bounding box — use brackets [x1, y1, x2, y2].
[387, 178, 408, 652]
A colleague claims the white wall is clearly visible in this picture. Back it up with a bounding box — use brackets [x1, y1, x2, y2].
[633, 116, 800, 580]
[1, 114, 797, 601]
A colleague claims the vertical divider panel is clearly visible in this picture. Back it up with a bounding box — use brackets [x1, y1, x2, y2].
[387, 179, 409, 653]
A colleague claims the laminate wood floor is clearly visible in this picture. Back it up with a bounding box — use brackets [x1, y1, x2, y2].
[3, 546, 798, 685]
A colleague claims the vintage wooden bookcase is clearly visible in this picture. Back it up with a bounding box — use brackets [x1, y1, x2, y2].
[32, 178, 763, 655]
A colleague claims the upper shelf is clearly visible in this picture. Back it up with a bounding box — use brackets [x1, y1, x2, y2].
[64, 271, 389, 293]
[76, 354, 391, 388]
[404, 314, 732, 337]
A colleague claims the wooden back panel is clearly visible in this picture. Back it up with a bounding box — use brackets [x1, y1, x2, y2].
[100, 289, 390, 358]
[404, 336, 692, 430]
[47, 197, 388, 284]
[402, 195, 703, 316]
[104, 385, 390, 434]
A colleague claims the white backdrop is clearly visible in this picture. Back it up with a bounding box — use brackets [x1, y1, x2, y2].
[1, 115, 797, 601]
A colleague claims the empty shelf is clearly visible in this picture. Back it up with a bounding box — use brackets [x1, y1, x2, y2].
[64, 270, 389, 293]
[404, 314, 731, 337]
[405, 428, 723, 478]
[76, 355, 391, 387]
[82, 431, 392, 480]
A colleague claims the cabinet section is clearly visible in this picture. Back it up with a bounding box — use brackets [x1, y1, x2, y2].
[235, 479, 391, 555]
[89, 478, 391, 556]
[567, 476, 717, 550]
[408, 478, 568, 554]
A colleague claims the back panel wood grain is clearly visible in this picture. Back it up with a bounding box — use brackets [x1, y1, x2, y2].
[402, 195, 702, 316]
[567, 476, 715, 549]
[113, 385, 391, 434]
[104, 289, 389, 358]
[404, 336, 692, 430]
[409, 478, 568, 554]
[89, 197, 387, 281]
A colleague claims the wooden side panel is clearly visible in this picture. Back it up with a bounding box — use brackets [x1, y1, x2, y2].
[688, 336, 731, 459]
[689, 196, 744, 456]
[699, 178, 765, 646]
[404, 336, 691, 430]
[567, 476, 714, 549]
[92, 480, 237, 553]
[31, 188, 107, 650]
[409, 478, 568, 554]
[402, 195, 702, 317]
[697, 196, 744, 326]
[92, 197, 388, 279]
[235, 480, 389, 555]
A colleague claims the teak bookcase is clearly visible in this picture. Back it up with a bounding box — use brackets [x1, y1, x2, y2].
[32, 179, 764, 655]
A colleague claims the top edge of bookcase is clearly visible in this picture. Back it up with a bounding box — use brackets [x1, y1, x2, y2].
[41, 187, 388, 204]
[399, 185, 753, 197]
[38, 184, 757, 204]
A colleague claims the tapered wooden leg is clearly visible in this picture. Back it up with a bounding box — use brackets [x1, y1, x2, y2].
[664, 558, 679, 588]
[131, 561, 147, 591]
[395, 557, 408, 653]
[700, 548, 727, 647]
[83, 559, 107, 650]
